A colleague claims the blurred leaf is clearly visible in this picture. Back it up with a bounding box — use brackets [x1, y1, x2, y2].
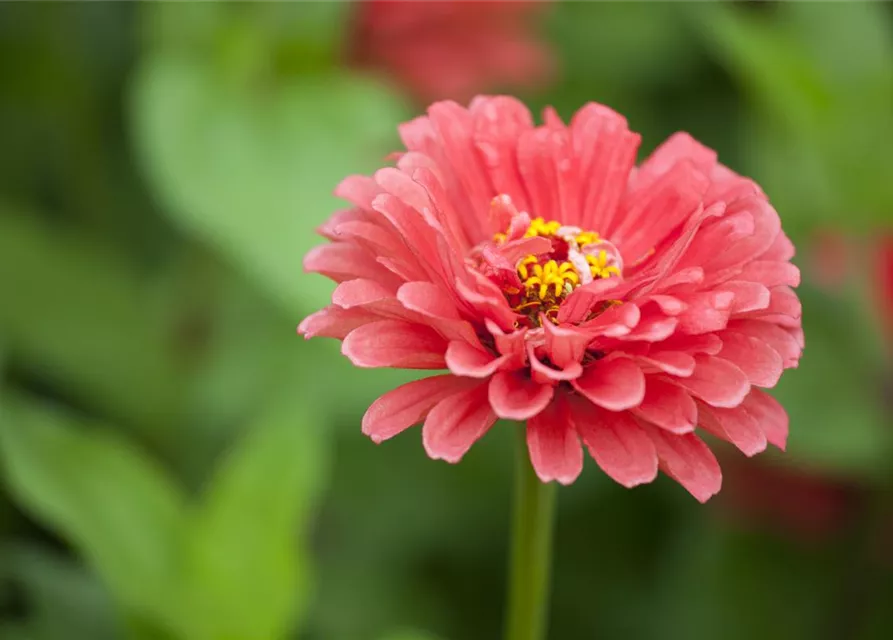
[650, 518, 835, 640]
[0, 211, 189, 445]
[3, 545, 121, 640]
[185, 387, 329, 640]
[131, 51, 406, 316]
[776, 2, 893, 89]
[692, 3, 893, 232]
[380, 631, 442, 640]
[0, 392, 190, 634]
[770, 285, 891, 480]
[142, 2, 350, 77]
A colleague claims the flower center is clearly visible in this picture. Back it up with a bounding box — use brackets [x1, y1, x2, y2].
[495, 216, 622, 326]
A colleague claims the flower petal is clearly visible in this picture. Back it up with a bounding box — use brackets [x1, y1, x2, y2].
[526, 397, 583, 485]
[740, 389, 789, 451]
[422, 382, 496, 463]
[571, 103, 641, 232]
[571, 400, 658, 488]
[671, 355, 750, 408]
[488, 371, 554, 420]
[633, 378, 697, 434]
[298, 306, 379, 340]
[572, 357, 645, 411]
[718, 331, 784, 388]
[698, 402, 768, 457]
[342, 320, 447, 369]
[445, 340, 507, 378]
[641, 425, 722, 503]
[362, 375, 477, 443]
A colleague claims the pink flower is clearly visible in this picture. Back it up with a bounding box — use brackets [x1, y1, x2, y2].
[299, 97, 803, 502]
[347, 0, 554, 103]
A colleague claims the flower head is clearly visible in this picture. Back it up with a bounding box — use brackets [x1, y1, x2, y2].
[347, 1, 554, 103]
[299, 97, 803, 502]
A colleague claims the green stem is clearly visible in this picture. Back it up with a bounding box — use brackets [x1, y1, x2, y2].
[504, 424, 558, 640]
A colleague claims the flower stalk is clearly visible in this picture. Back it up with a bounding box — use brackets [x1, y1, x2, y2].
[505, 424, 557, 640]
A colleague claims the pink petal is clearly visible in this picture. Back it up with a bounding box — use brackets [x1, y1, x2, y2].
[571, 103, 641, 232]
[636, 132, 718, 181]
[422, 382, 496, 463]
[740, 389, 789, 451]
[727, 320, 802, 369]
[332, 278, 394, 309]
[397, 281, 461, 320]
[334, 174, 382, 208]
[488, 371, 554, 420]
[718, 331, 784, 388]
[636, 352, 695, 377]
[721, 281, 771, 314]
[526, 397, 583, 485]
[426, 101, 492, 243]
[528, 343, 584, 382]
[445, 340, 506, 378]
[542, 321, 591, 370]
[342, 320, 447, 369]
[298, 306, 379, 340]
[362, 375, 477, 443]
[572, 357, 646, 411]
[675, 291, 734, 334]
[698, 402, 768, 457]
[641, 425, 722, 503]
[571, 400, 658, 488]
[738, 260, 801, 288]
[305, 243, 401, 287]
[614, 160, 710, 265]
[517, 125, 577, 225]
[671, 355, 750, 408]
[632, 378, 697, 434]
[471, 96, 534, 212]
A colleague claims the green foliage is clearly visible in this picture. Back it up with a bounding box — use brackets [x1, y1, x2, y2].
[693, 2, 893, 234]
[0, 211, 190, 445]
[185, 390, 328, 640]
[1, 546, 122, 640]
[131, 15, 407, 315]
[0, 390, 327, 640]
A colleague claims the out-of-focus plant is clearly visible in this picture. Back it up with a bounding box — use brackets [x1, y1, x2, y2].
[695, 2, 893, 236]
[132, 2, 408, 318]
[0, 387, 327, 640]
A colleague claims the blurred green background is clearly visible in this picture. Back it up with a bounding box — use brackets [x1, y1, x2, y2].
[1, 2, 892, 639]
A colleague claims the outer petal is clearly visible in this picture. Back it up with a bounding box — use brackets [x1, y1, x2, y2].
[572, 357, 646, 411]
[570, 103, 641, 232]
[298, 306, 379, 340]
[698, 402, 768, 457]
[717, 331, 784, 388]
[642, 424, 722, 503]
[423, 381, 496, 463]
[342, 320, 447, 369]
[489, 371, 554, 420]
[671, 355, 750, 408]
[632, 378, 697, 434]
[526, 397, 583, 485]
[362, 375, 478, 443]
[571, 399, 658, 488]
[740, 389, 789, 451]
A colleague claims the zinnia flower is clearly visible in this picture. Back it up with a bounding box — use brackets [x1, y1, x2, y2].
[299, 97, 803, 502]
[347, 0, 554, 103]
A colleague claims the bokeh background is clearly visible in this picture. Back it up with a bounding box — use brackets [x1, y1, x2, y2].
[1, 2, 892, 639]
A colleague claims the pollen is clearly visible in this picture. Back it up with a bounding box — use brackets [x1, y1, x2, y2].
[494, 217, 621, 325]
